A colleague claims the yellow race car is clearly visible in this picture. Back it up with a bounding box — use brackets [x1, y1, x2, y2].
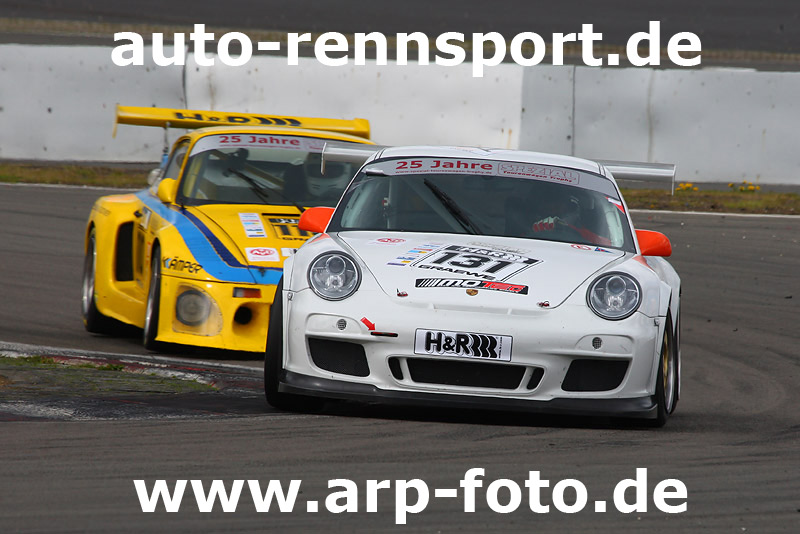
[82, 106, 373, 352]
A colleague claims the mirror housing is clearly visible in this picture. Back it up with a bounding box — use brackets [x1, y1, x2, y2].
[636, 229, 672, 257]
[298, 207, 335, 234]
[147, 168, 163, 186]
[156, 178, 178, 204]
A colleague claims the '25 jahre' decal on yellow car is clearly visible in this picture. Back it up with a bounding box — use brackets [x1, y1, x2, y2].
[82, 106, 373, 352]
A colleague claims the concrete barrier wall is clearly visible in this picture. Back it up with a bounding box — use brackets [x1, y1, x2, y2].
[0, 45, 186, 161]
[2, 44, 799, 185]
[184, 55, 523, 149]
[519, 65, 800, 184]
[573, 67, 800, 184]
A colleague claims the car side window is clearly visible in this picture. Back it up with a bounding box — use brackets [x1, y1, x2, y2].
[164, 141, 190, 180]
[150, 141, 190, 194]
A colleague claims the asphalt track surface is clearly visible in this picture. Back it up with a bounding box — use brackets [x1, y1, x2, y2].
[1, 183, 799, 531]
[2, 0, 800, 55]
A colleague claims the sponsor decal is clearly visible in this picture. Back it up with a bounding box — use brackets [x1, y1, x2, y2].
[570, 244, 615, 253]
[416, 264, 500, 279]
[387, 243, 446, 267]
[192, 134, 326, 154]
[171, 111, 303, 128]
[467, 242, 530, 255]
[410, 245, 541, 281]
[281, 248, 298, 257]
[163, 257, 203, 274]
[498, 163, 581, 185]
[239, 213, 267, 238]
[268, 216, 313, 240]
[415, 278, 529, 295]
[245, 247, 279, 262]
[392, 158, 497, 176]
[414, 329, 512, 361]
[368, 237, 407, 246]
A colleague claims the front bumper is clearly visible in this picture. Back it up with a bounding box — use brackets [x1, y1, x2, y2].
[156, 274, 277, 352]
[282, 287, 665, 418]
[282, 370, 658, 418]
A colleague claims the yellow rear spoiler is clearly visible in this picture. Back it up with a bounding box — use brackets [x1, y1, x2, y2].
[114, 105, 371, 139]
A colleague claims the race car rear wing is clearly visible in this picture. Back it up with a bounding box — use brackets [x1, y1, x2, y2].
[322, 142, 385, 168]
[596, 160, 676, 194]
[322, 143, 677, 193]
[114, 105, 371, 139]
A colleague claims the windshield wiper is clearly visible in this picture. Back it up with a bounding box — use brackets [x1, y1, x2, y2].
[423, 179, 482, 235]
[227, 167, 305, 214]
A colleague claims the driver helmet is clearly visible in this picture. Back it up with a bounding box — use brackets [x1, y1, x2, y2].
[303, 153, 352, 198]
[534, 182, 581, 225]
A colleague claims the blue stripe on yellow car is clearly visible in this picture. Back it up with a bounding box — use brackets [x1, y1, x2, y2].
[180, 209, 248, 268]
[136, 191, 282, 285]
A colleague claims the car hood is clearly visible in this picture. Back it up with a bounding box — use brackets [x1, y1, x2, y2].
[337, 232, 626, 310]
[182, 204, 311, 284]
[190, 204, 309, 265]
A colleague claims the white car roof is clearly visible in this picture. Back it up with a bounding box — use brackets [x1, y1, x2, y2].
[374, 146, 606, 176]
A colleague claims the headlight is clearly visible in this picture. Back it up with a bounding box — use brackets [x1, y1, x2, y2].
[308, 252, 360, 300]
[587, 272, 641, 320]
[175, 289, 211, 325]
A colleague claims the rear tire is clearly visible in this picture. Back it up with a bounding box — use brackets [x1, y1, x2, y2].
[143, 245, 163, 350]
[82, 227, 115, 334]
[264, 280, 324, 412]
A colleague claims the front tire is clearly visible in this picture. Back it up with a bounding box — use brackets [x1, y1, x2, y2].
[143, 245, 163, 350]
[82, 227, 115, 334]
[264, 280, 324, 412]
[650, 313, 679, 427]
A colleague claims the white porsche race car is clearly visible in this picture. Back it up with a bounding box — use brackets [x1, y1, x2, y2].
[266, 146, 681, 426]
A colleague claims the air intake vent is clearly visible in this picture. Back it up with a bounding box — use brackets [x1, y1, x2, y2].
[308, 338, 369, 377]
[562, 359, 628, 392]
[406, 358, 525, 390]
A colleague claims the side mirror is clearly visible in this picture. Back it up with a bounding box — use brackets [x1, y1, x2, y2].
[147, 168, 163, 186]
[636, 229, 672, 257]
[156, 178, 178, 204]
[298, 207, 335, 234]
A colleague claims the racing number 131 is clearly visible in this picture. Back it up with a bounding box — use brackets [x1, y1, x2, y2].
[431, 252, 512, 274]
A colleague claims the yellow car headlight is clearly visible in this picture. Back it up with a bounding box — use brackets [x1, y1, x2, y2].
[175, 289, 212, 326]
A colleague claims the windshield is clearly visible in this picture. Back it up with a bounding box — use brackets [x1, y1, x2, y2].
[177, 134, 356, 207]
[328, 157, 635, 251]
